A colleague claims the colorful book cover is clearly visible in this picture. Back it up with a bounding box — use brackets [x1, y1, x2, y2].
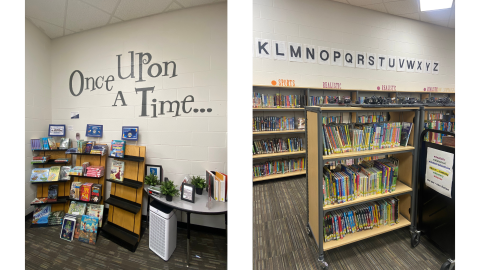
[110, 160, 125, 181]
[48, 166, 61, 181]
[110, 140, 126, 158]
[47, 185, 58, 202]
[68, 201, 87, 215]
[74, 215, 82, 239]
[87, 204, 104, 227]
[78, 215, 99, 245]
[80, 183, 93, 202]
[91, 184, 102, 203]
[32, 205, 51, 224]
[30, 168, 50, 182]
[60, 166, 71, 180]
[400, 122, 412, 147]
[60, 215, 76, 242]
[31, 198, 48, 204]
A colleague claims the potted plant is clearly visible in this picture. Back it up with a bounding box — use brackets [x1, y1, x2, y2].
[144, 174, 159, 186]
[191, 175, 207, 195]
[160, 179, 179, 201]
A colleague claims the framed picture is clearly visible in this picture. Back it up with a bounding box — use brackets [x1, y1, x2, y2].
[122, 126, 139, 141]
[146, 164, 163, 184]
[49, 124, 66, 137]
[86, 124, 103, 137]
[181, 183, 195, 203]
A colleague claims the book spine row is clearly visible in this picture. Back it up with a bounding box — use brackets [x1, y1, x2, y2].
[323, 197, 399, 242]
[322, 116, 342, 125]
[424, 120, 455, 144]
[357, 115, 385, 124]
[253, 116, 296, 131]
[253, 137, 304, 155]
[253, 157, 306, 178]
[252, 92, 306, 108]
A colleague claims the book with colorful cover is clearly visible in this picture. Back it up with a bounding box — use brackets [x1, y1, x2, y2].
[400, 122, 413, 147]
[80, 183, 93, 202]
[60, 166, 72, 180]
[110, 140, 126, 158]
[48, 211, 65, 226]
[31, 198, 48, 204]
[110, 160, 125, 181]
[91, 184, 102, 203]
[60, 214, 76, 242]
[74, 215, 82, 239]
[47, 185, 58, 202]
[30, 168, 50, 182]
[47, 166, 61, 181]
[32, 205, 51, 224]
[69, 182, 82, 200]
[78, 215, 99, 245]
[87, 204, 104, 227]
[68, 201, 87, 216]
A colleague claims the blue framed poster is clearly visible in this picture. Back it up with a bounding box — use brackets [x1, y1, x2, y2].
[49, 124, 66, 137]
[86, 124, 103, 137]
[122, 126, 139, 141]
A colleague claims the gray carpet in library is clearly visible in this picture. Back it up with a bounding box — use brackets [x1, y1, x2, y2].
[253, 176, 449, 270]
[25, 218, 227, 269]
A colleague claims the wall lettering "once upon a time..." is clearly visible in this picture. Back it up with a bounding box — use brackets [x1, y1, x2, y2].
[68, 51, 212, 117]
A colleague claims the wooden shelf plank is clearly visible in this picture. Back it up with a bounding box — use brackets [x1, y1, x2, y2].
[323, 146, 414, 161]
[253, 150, 306, 159]
[253, 108, 305, 111]
[323, 214, 411, 251]
[309, 106, 420, 111]
[323, 181, 412, 211]
[253, 130, 305, 135]
[253, 170, 306, 182]
[423, 106, 455, 110]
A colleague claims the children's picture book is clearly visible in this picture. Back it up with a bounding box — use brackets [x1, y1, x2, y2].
[78, 215, 99, 245]
[60, 166, 72, 180]
[80, 183, 93, 202]
[110, 140, 126, 158]
[68, 201, 87, 216]
[87, 204, 104, 227]
[74, 215, 82, 239]
[69, 166, 83, 176]
[69, 182, 82, 200]
[48, 137, 57, 149]
[32, 205, 51, 224]
[60, 214, 76, 242]
[400, 122, 413, 147]
[297, 118, 306, 130]
[48, 210, 65, 226]
[47, 185, 58, 202]
[91, 184, 102, 203]
[30, 168, 50, 182]
[48, 166, 61, 181]
[31, 198, 48, 204]
[59, 138, 71, 150]
[110, 160, 125, 181]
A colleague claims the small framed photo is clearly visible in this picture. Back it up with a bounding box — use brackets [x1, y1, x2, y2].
[49, 124, 66, 137]
[122, 126, 139, 141]
[146, 164, 163, 184]
[86, 124, 103, 137]
[181, 183, 195, 203]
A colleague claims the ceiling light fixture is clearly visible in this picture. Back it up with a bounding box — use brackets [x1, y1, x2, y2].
[420, 0, 453, 12]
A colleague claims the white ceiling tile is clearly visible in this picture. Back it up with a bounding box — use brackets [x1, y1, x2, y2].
[397, 12, 420, 20]
[25, 0, 66, 27]
[348, 0, 383, 6]
[81, 0, 120, 14]
[114, 0, 171, 20]
[384, 0, 419, 15]
[361, 3, 388, 13]
[66, 0, 111, 32]
[108, 16, 123, 24]
[164, 2, 183, 12]
[176, 0, 216, 8]
[420, 9, 451, 23]
[28, 17, 64, 39]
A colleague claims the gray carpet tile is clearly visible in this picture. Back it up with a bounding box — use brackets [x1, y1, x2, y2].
[253, 176, 450, 270]
[25, 218, 227, 269]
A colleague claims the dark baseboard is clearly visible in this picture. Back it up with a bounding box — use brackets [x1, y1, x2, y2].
[25, 212, 33, 221]
[142, 214, 226, 236]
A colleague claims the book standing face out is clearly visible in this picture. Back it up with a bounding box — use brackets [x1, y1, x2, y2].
[110, 160, 125, 181]
[48, 166, 61, 181]
[78, 215, 99, 245]
[33, 205, 51, 224]
[60, 214, 76, 242]
[110, 140, 126, 158]
[30, 168, 50, 182]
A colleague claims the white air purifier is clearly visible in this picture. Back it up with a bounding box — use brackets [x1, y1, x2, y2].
[149, 200, 177, 261]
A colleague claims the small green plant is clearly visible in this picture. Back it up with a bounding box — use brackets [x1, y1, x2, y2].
[144, 174, 159, 186]
[191, 175, 206, 189]
[160, 180, 180, 197]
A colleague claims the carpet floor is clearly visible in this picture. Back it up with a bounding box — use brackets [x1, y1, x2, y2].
[253, 176, 450, 270]
[25, 218, 227, 269]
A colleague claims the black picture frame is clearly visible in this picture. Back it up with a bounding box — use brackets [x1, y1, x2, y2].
[48, 124, 66, 137]
[181, 183, 195, 203]
[145, 164, 163, 184]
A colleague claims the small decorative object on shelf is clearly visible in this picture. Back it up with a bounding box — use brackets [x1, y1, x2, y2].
[160, 178, 179, 202]
[122, 126, 139, 141]
[181, 183, 195, 203]
[191, 175, 206, 195]
[86, 124, 103, 137]
[48, 124, 66, 137]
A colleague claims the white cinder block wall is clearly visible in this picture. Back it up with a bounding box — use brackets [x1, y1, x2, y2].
[253, 0, 454, 91]
[48, 3, 227, 228]
[25, 19, 52, 215]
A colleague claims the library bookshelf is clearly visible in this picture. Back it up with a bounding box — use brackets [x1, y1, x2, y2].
[305, 106, 421, 269]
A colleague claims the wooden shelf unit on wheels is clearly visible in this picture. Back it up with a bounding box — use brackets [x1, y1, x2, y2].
[31, 149, 72, 214]
[305, 106, 421, 266]
[103, 145, 146, 251]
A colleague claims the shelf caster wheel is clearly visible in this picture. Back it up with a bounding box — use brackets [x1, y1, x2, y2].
[440, 259, 454, 270]
[411, 232, 420, 248]
[318, 259, 328, 270]
[306, 226, 313, 238]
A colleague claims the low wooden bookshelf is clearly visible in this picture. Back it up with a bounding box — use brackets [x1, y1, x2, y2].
[253, 170, 306, 182]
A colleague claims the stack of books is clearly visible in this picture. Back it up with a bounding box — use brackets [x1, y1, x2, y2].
[31, 139, 42, 150]
[90, 144, 108, 156]
[85, 166, 104, 178]
[54, 158, 69, 163]
[32, 155, 50, 163]
[69, 166, 83, 176]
